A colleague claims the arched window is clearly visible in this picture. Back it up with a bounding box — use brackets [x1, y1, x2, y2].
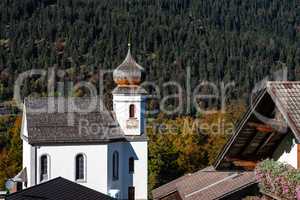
[113, 151, 119, 180]
[129, 157, 134, 173]
[40, 155, 49, 182]
[129, 104, 135, 118]
[75, 154, 85, 181]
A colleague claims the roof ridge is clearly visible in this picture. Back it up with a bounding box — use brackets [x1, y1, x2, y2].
[267, 81, 300, 85]
[25, 96, 103, 100]
[267, 81, 300, 83]
[6, 177, 115, 199]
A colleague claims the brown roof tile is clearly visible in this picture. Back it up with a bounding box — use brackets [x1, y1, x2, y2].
[152, 174, 192, 200]
[267, 81, 300, 142]
[178, 171, 255, 200]
[152, 167, 256, 200]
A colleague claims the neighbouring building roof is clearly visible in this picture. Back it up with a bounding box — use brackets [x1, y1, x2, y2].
[153, 81, 300, 200]
[5, 177, 115, 200]
[24, 97, 146, 145]
[152, 167, 257, 200]
[267, 81, 300, 141]
[215, 81, 300, 170]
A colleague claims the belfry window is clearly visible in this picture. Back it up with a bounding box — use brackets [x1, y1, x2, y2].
[76, 154, 85, 181]
[113, 151, 119, 180]
[129, 104, 135, 118]
[40, 155, 49, 182]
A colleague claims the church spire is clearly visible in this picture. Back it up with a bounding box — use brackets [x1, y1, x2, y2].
[113, 42, 145, 86]
[126, 33, 132, 59]
[125, 42, 133, 62]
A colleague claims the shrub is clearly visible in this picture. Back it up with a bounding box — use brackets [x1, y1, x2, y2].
[255, 159, 300, 200]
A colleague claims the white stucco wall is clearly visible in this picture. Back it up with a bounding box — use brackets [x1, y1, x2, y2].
[107, 142, 124, 198]
[21, 105, 28, 137]
[35, 144, 108, 193]
[21, 107, 37, 187]
[22, 140, 36, 187]
[131, 141, 148, 200]
[113, 94, 146, 136]
[107, 141, 148, 200]
[273, 133, 298, 169]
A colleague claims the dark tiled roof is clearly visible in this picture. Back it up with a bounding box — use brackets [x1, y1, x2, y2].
[152, 167, 256, 200]
[24, 97, 126, 144]
[6, 177, 115, 200]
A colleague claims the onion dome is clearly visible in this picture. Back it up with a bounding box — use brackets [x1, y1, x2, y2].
[113, 44, 145, 86]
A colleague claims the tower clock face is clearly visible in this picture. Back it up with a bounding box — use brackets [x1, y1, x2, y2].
[126, 118, 139, 129]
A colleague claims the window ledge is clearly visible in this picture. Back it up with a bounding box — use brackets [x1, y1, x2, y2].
[40, 179, 48, 183]
[75, 179, 87, 183]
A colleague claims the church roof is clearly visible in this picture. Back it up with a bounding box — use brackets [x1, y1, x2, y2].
[24, 97, 146, 145]
[113, 44, 145, 86]
[6, 177, 115, 200]
[214, 81, 300, 170]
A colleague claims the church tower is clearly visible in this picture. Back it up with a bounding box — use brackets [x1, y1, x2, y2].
[112, 43, 147, 136]
[109, 44, 148, 199]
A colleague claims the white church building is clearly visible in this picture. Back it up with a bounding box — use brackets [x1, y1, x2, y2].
[20, 45, 148, 200]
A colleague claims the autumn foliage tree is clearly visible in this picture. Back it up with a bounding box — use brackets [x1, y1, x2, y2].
[148, 101, 246, 193]
[0, 116, 22, 189]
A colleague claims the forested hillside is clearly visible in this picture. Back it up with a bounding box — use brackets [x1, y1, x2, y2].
[0, 0, 299, 104]
[0, 0, 299, 194]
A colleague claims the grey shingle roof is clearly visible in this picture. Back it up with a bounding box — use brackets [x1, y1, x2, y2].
[24, 97, 126, 144]
[152, 167, 256, 200]
[6, 177, 115, 200]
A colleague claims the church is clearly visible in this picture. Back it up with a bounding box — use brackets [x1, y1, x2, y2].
[20, 45, 148, 200]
